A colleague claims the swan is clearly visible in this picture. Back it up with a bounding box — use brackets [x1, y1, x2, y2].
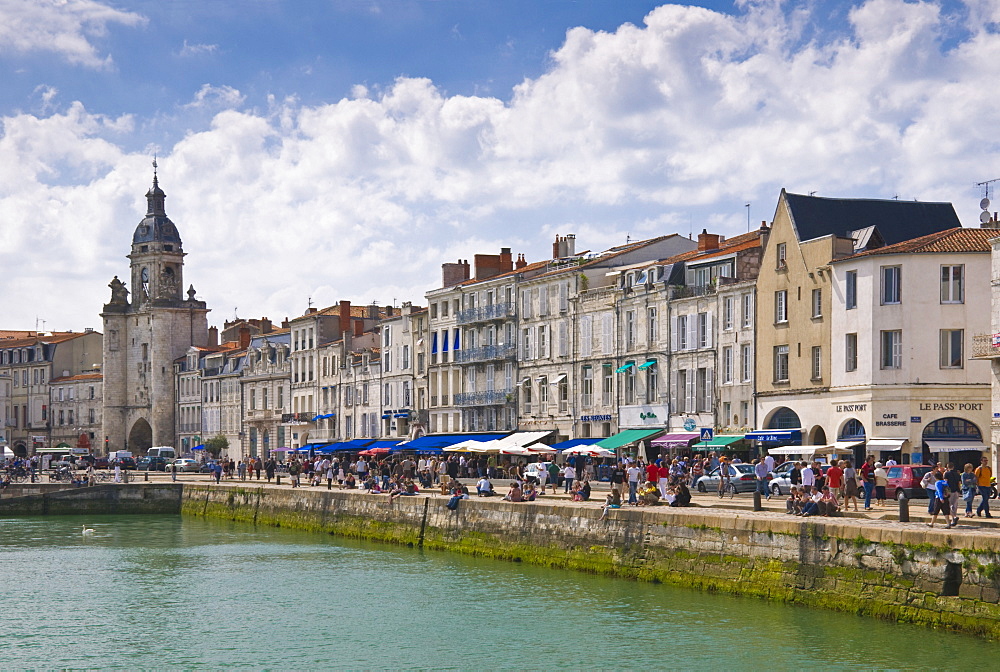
[82, 524, 95, 536]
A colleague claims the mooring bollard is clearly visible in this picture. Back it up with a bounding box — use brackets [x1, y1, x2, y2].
[276, 474, 282, 485]
[753, 490, 763, 511]
[898, 495, 909, 522]
[144, 471, 149, 482]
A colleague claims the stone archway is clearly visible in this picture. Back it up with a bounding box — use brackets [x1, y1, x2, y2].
[809, 426, 828, 445]
[128, 418, 153, 453]
[13, 442, 27, 457]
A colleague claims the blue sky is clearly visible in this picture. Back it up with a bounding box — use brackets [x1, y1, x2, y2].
[1, 0, 998, 330]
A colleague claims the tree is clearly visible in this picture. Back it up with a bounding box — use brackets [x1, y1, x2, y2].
[204, 435, 229, 459]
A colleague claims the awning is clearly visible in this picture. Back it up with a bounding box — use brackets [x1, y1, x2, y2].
[553, 373, 567, 383]
[468, 430, 554, 453]
[926, 441, 988, 453]
[651, 432, 699, 447]
[694, 435, 744, 448]
[615, 362, 635, 373]
[381, 414, 391, 419]
[34, 447, 67, 453]
[597, 428, 663, 450]
[832, 440, 865, 451]
[767, 444, 854, 457]
[637, 360, 657, 370]
[329, 439, 376, 452]
[55, 442, 71, 448]
[867, 438, 908, 452]
[561, 446, 616, 458]
[550, 438, 602, 451]
[191, 444, 205, 450]
[745, 429, 803, 442]
[395, 433, 507, 452]
[366, 440, 402, 449]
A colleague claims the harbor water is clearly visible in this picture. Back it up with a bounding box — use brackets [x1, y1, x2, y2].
[1, 514, 997, 669]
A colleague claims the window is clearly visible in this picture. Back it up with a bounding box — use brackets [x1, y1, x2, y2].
[776, 242, 787, 267]
[582, 366, 594, 406]
[741, 401, 749, 426]
[647, 307, 658, 343]
[696, 368, 712, 412]
[523, 382, 532, 414]
[941, 265, 964, 304]
[811, 346, 822, 380]
[250, 389, 256, 410]
[846, 333, 858, 372]
[723, 297, 734, 330]
[774, 290, 788, 323]
[646, 366, 657, 404]
[677, 315, 688, 350]
[624, 368, 636, 404]
[811, 289, 822, 318]
[846, 271, 857, 309]
[677, 370, 688, 413]
[881, 266, 901, 304]
[741, 344, 752, 382]
[402, 345, 410, 369]
[774, 345, 789, 382]
[940, 329, 964, 368]
[697, 312, 710, 348]
[723, 346, 733, 384]
[881, 330, 902, 369]
[602, 364, 613, 405]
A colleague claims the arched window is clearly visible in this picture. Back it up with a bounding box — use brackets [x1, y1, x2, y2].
[923, 418, 981, 441]
[767, 407, 800, 430]
[840, 418, 866, 440]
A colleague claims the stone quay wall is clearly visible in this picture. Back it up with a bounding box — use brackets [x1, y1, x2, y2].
[6, 482, 1000, 639]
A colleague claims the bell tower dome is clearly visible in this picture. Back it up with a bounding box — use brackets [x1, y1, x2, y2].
[129, 160, 185, 306]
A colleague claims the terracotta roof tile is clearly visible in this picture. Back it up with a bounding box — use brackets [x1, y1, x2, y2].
[49, 372, 103, 383]
[832, 227, 994, 262]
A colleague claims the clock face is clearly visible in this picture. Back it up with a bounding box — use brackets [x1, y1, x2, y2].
[141, 268, 149, 283]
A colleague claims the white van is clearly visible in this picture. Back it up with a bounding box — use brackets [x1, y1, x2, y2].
[147, 447, 176, 460]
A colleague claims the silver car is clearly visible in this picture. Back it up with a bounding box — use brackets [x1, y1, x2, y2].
[695, 463, 758, 493]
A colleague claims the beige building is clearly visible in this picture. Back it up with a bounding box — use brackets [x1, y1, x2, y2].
[48, 372, 103, 453]
[240, 332, 290, 458]
[755, 190, 963, 453]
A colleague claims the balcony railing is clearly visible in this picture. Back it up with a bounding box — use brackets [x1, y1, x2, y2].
[972, 333, 1000, 359]
[454, 344, 517, 364]
[454, 389, 515, 406]
[456, 302, 515, 325]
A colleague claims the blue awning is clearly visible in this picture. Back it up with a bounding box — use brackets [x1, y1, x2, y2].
[442, 330, 449, 352]
[313, 444, 339, 453]
[431, 332, 438, 354]
[393, 413, 410, 418]
[366, 440, 402, 449]
[381, 413, 391, 419]
[453, 329, 460, 351]
[330, 438, 376, 451]
[744, 429, 802, 442]
[393, 433, 507, 453]
[310, 414, 323, 421]
[550, 438, 602, 451]
[191, 444, 205, 450]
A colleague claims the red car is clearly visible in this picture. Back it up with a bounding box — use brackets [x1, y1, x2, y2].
[884, 464, 934, 500]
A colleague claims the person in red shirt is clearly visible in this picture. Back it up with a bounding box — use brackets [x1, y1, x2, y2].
[826, 460, 844, 498]
[657, 462, 670, 498]
[646, 461, 659, 485]
[860, 456, 876, 510]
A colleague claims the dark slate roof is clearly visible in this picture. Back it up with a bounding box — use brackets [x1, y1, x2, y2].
[133, 176, 183, 245]
[783, 190, 961, 244]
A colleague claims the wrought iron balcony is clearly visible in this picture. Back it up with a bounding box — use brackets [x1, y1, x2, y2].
[456, 302, 515, 325]
[454, 343, 517, 363]
[454, 389, 515, 406]
[972, 333, 1000, 359]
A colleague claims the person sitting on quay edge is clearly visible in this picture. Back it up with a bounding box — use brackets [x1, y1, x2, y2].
[342, 472, 357, 489]
[798, 487, 823, 517]
[818, 486, 840, 517]
[786, 487, 803, 515]
[446, 483, 465, 511]
[600, 488, 622, 520]
[504, 482, 523, 502]
[638, 481, 660, 506]
[578, 480, 592, 502]
[523, 481, 539, 502]
[671, 481, 692, 507]
[476, 476, 495, 497]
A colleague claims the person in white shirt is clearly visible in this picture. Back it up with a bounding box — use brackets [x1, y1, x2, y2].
[562, 464, 576, 494]
[763, 454, 775, 473]
[476, 477, 494, 496]
[626, 464, 642, 505]
[801, 462, 815, 488]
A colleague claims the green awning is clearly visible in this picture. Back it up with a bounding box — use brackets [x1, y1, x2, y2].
[596, 429, 664, 450]
[615, 362, 635, 373]
[694, 435, 745, 448]
[637, 360, 656, 370]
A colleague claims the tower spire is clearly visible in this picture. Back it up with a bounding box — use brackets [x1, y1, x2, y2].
[145, 156, 166, 216]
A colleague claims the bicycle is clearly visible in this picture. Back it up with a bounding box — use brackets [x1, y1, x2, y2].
[717, 479, 737, 499]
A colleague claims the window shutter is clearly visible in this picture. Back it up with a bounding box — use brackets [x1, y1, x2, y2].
[539, 285, 548, 316]
[686, 317, 697, 352]
[706, 368, 715, 411]
[671, 316, 678, 351]
[685, 370, 696, 413]
[560, 282, 569, 312]
[559, 321, 568, 357]
[671, 371, 680, 413]
[581, 316, 593, 357]
[603, 313, 613, 355]
[705, 311, 714, 348]
[530, 327, 537, 360]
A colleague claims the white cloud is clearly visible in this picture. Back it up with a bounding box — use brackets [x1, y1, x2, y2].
[2, 0, 999, 331]
[183, 84, 247, 110]
[0, 0, 145, 68]
[178, 40, 218, 57]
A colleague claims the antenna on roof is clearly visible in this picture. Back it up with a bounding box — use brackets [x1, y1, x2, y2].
[307, 297, 313, 310]
[892, 194, 899, 200]
[808, 191, 816, 197]
[745, 202, 750, 232]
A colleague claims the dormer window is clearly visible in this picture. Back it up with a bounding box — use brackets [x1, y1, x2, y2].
[141, 245, 149, 253]
[164, 245, 173, 251]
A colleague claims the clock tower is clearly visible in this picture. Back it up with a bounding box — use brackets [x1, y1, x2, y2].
[101, 163, 210, 454]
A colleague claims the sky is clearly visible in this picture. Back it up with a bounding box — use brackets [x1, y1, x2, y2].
[1, 0, 999, 332]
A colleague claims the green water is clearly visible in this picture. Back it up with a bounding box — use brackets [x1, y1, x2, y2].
[1, 514, 996, 669]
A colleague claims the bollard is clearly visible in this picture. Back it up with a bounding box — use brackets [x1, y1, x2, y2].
[898, 495, 909, 523]
[753, 490, 763, 511]
[144, 471, 149, 482]
[276, 474, 282, 485]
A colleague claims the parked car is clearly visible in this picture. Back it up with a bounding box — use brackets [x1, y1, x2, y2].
[695, 463, 758, 493]
[768, 463, 831, 496]
[93, 457, 109, 469]
[169, 458, 200, 473]
[109, 457, 137, 470]
[199, 461, 218, 474]
[885, 464, 934, 500]
[136, 456, 168, 471]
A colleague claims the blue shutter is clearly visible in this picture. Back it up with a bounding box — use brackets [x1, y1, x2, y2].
[431, 332, 438, 354]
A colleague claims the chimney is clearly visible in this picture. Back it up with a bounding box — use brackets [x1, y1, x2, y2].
[281, 317, 289, 329]
[385, 305, 394, 317]
[474, 254, 503, 280]
[260, 318, 272, 333]
[354, 320, 363, 337]
[339, 300, 352, 336]
[697, 229, 721, 252]
[499, 247, 513, 272]
[208, 326, 219, 347]
[368, 303, 379, 319]
[553, 235, 561, 259]
[442, 260, 470, 287]
[515, 253, 527, 270]
[564, 234, 576, 257]
[238, 327, 251, 350]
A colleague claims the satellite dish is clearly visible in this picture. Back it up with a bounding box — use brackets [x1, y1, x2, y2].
[981, 211, 993, 224]
[982, 198, 991, 210]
